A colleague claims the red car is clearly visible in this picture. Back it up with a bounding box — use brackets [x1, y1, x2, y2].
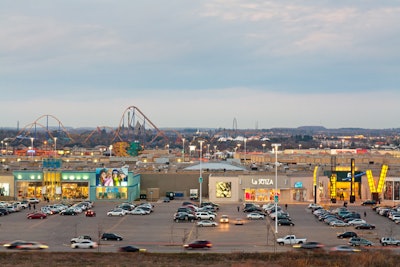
[183, 240, 212, 249]
[27, 212, 47, 219]
[85, 210, 96, 217]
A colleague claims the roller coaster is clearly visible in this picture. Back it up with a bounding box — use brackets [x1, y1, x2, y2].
[9, 106, 183, 152]
[9, 114, 74, 147]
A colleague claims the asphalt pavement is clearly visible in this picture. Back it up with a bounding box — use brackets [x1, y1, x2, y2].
[0, 199, 399, 253]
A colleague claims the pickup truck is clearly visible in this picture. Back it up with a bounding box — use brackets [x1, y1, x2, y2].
[380, 237, 400, 246]
[276, 235, 307, 246]
[70, 235, 92, 244]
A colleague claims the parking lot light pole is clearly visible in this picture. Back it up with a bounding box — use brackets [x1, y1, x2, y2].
[199, 140, 204, 206]
[272, 143, 281, 234]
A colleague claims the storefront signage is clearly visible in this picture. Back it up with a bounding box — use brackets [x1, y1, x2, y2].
[294, 181, 303, 188]
[251, 178, 273, 185]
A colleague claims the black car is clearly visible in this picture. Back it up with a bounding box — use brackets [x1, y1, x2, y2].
[243, 206, 262, 213]
[355, 223, 376, 230]
[294, 241, 324, 249]
[362, 200, 377, 206]
[119, 245, 146, 252]
[0, 208, 9, 216]
[174, 212, 196, 222]
[177, 207, 195, 214]
[101, 233, 123, 241]
[277, 218, 294, 226]
[3, 240, 28, 249]
[337, 231, 358, 239]
[60, 209, 77, 216]
[183, 240, 212, 249]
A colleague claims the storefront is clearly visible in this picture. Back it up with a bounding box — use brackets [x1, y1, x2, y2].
[13, 167, 141, 202]
[383, 177, 400, 202]
[209, 174, 311, 204]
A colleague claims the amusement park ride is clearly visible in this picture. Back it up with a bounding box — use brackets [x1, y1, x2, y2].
[5, 106, 184, 157]
[313, 156, 388, 204]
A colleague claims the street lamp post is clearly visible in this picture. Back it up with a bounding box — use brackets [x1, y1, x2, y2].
[213, 145, 217, 159]
[272, 143, 281, 234]
[54, 137, 57, 157]
[182, 138, 185, 162]
[244, 138, 247, 164]
[109, 145, 113, 158]
[262, 143, 266, 153]
[198, 140, 204, 206]
[30, 137, 34, 160]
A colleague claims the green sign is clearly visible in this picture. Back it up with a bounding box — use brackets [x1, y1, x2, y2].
[274, 195, 279, 203]
[199, 177, 203, 183]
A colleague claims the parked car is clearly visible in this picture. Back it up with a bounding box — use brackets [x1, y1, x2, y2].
[362, 200, 377, 206]
[128, 208, 147, 215]
[101, 233, 123, 241]
[71, 240, 98, 249]
[27, 212, 47, 219]
[349, 237, 373, 246]
[197, 220, 218, 227]
[347, 219, 366, 225]
[355, 223, 376, 230]
[380, 237, 400, 246]
[119, 245, 147, 252]
[183, 240, 212, 249]
[28, 198, 40, 204]
[0, 208, 9, 216]
[278, 218, 294, 226]
[60, 209, 78, 216]
[174, 212, 196, 222]
[247, 213, 265, 220]
[196, 212, 216, 220]
[107, 208, 126, 216]
[337, 231, 358, 239]
[330, 221, 349, 227]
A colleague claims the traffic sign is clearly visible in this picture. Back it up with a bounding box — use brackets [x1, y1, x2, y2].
[274, 195, 279, 203]
[199, 177, 203, 183]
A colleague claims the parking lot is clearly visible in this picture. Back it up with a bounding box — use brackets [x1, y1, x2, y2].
[0, 199, 399, 253]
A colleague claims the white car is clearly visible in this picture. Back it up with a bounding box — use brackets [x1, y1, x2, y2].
[107, 208, 126, 216]
[330, 220, 349, 227]
[128, 208, 147, 215]
[247, 213, 265, 220]
[348, 219, 366, 225]
[197, 220, 218, 227]
[71, 240, 98, 249]
[28, 198, 40, 204]
[196, 212, 216, 220]
[220, 215, 229, 223]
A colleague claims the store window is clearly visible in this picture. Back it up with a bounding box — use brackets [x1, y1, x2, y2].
[216, 182, 231, 198]
[62, 182, 89, 199]
[16, 182, 42, 199]
[244, 188, 279, 202]
[96, 187, 128, 200]
[0, 183, 9, 196]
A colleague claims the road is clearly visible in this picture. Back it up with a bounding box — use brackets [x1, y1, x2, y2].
[0, 200, 399, 253]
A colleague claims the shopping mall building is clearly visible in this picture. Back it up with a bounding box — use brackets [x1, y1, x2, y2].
[0, 159, 399, 204]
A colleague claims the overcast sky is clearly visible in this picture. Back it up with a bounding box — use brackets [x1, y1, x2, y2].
[1, 1, 399, 130]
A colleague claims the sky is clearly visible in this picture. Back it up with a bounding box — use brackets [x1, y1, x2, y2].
[1, 1, 400, 130]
